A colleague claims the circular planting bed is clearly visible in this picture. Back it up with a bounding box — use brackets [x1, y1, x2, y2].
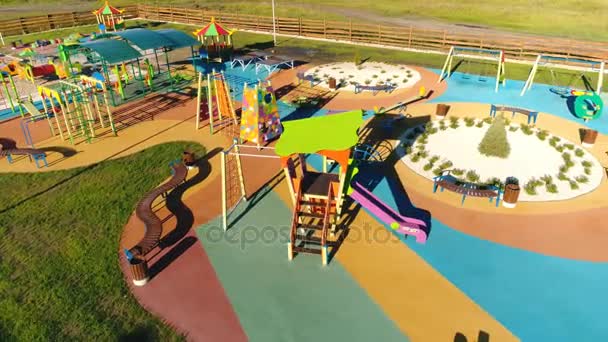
[304, 62, 421, 92]
[398, 116, 604, 201]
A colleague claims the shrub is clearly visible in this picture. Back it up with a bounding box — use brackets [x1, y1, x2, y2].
[466, 170, 480, 182]
[486, 177, 504, 189]
[476, 121, 484, 128]
[584, 168, 592, 175]
[323, 73, 330, 78]
[549, 137, 560, 147]
[564, 143, 575, 150]
[562, 152, 571, 161]
[439, 121, 448, 131]
[439, 161, 453, 169]
[410, 154, 421, 162]
[380, 70, 386, 74]
[403, 79, 408, 83]
[540, 174, 553, 184]
[428, 127, 438, 134]
[478, 116, 511, 158]
[452, 169, 465, 176]
[372, 74, 378, 79]
[520, 124, 534, 135]
[556, 145, 565, 152]
[405, 146, 413, 155]
[509, 126, 518, 132]
[418, 150, 428, 159]
[464, 117, 475, 127]
[576, 175, 589, 183]
[559, 164, 569, 173]
[574, 148, 584, 157]
[524, 178, 544, 195]
[546, 183, 558, 193]
[433, 167, 444, 176]
[423, 162, 434, 171]
[429, 155, 440, 164]
[569, 180, 579, 190]
[424, 121, 434, 130]
[364, 79, 372, 85]
[450, 121, 459, 129]
[483, 117, 493, 124]
[536, 130, 549, 141]
[557, 173, 569, 181]
[581, 160, 592, 168]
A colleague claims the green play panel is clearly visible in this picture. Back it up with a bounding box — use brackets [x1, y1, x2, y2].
[196, 188, 407, 342]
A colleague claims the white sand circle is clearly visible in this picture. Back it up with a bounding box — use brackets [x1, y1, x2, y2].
[304, 62, 421, 92]
[398, 118, 604, 202]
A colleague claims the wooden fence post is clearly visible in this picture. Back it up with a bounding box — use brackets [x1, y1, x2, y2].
[349, 19, 352, 42]
[323, 18, 327, 38]
[298, 17, 302, 36]
[408, 25, 413, 48]
[442, 30, 447, 47]
[378, 25, 381, 42]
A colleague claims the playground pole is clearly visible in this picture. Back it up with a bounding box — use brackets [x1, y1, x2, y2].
[153, 49, 161, 74]
[196, 72, 202, 130]
[597, 62, 604, 94]
[208, 72, 215, 134]
[0, 72, 15, 113]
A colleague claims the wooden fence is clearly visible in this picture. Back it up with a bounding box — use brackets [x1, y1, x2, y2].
[0, 6, 138, 37]
[137, 4, 608, 64]
[1, 4, 607, 65]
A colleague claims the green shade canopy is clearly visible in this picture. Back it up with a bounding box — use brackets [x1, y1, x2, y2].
[80, 39, 142, 64]
[113, 28, 175, 51]
[275, 110, 363, 156]
[155, 29, 199, 49]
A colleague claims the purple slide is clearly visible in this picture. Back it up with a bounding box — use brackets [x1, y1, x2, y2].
[349, 181, 428, 244]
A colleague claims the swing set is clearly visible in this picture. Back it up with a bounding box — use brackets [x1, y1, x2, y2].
[520, 54, 605, 96]
[438, 46, 506, 92]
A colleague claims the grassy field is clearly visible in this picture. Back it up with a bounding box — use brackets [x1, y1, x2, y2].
[1, 0, 607, 41]
[0, 142, 205, 341]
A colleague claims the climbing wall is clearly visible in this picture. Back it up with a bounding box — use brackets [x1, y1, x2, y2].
[239, 83, 282, 144]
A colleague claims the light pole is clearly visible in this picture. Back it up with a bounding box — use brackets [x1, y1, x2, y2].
[271, 0, 277, 46]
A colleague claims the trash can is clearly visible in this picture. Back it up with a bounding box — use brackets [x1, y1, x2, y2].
[503, 183, 520, 208]
[328, 77, 337, 90]
[183, 151, 196, 169]
[582, 129, 598, 148]
[436, 104, 450, 119]
[129, 256, 149, 287]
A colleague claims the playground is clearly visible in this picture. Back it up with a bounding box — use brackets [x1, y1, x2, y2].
[1, 9, 608, 342]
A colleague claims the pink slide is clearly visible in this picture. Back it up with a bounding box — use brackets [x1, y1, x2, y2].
[349, 181, 428, 244]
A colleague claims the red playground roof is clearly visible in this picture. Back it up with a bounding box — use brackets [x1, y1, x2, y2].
[92, 1, 124, 15]
[193, 17, 231, 37]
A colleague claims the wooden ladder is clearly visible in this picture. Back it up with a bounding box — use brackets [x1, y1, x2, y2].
[288, 183, 335, 265]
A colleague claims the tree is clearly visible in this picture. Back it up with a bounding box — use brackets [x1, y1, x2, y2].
[478, 116, 511, 158]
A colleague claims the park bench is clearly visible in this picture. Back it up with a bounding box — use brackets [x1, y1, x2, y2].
[490, 104, 539, 124]
[433, 172, 502, 207]
[0, 139, 48, 168]
[354, 83, 396, 95]
[129, 161, 188, 257]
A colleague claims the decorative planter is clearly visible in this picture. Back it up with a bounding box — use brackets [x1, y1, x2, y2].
[129, 256, 149, 287]
[582, 129, 598, 148]
[182, 151, 196, 169]
[503, 183, 520, 208]
[436, 104, 450, 119]
[328, 77, 337, 90]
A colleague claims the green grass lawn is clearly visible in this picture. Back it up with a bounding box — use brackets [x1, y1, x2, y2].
[1, 0, 607, 41]
[0, 142, 205, 341]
